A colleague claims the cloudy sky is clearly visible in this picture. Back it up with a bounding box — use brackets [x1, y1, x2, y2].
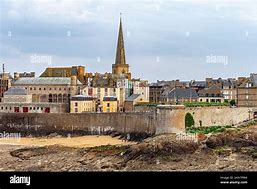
[0, 0, 257, 82]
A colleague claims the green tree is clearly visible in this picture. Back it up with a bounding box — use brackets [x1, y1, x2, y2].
[230, 99, 236, 106]
[185, 112, 195, 128]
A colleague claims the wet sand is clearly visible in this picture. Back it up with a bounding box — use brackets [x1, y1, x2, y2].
[0, 135, 135, 148]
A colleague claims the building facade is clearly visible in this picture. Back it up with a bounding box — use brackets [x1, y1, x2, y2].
[70, 95, 96, 113]
[198, 85, 224, 103]
[102, 96, 118, 112]
[0, 72, 12, 103]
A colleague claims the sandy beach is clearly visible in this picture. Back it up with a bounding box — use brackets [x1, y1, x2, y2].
[0, 135, 135, 148]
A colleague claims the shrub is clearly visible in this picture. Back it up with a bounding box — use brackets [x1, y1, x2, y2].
[230, 99, 236, 106]
[185, 112, 195, 128]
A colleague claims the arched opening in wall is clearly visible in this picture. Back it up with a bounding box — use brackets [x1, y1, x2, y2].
[53, 94, 57, 103]
[58, 94, 62, 103]
[63, 94, 67, 102]
[49, 94, 53, 103]
[40, 94, 47, 102]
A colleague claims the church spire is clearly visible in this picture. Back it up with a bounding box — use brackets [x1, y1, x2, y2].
[115, 13, 126, 65]
[112, 14, 131, 79]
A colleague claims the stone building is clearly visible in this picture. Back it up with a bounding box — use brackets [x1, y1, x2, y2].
[9, 77, 82, 112]
[102, 96, 118, 112]
[124, 94, 141, 112]
[131, 79, 149, 102]
[237, 76, 257, 107]
[3, 87, 32, 103]
[40, 66, 86, 84]
[0, 72, 12, 103]
[221, 78, 237, 101]
[165, 88, 198, 104]
[189, 80, 206, 92]
[149, 80, 186, 103]
[80, 86, 124, 112]
[70, 95, 96, 113]
[13, 72, 35, 80]
[12, 77, 81, 103]
[198, 85, 224, 103]
[0, 87, 67, 113]
[149, 83, 164, 103]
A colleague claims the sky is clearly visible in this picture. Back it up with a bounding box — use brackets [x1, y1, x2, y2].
[0, 0, 257, 82]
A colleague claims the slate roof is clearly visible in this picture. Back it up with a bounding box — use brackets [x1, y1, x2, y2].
[125, 94, 141, 102]
[103, 96, 117, 101]
[4, 87, 28, 95]
[14, 77, 82, 85]
[167, 88, 198, 99]
[70, 95, 95, 101]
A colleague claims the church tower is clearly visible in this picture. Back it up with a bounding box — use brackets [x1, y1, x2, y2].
[112, 14, 131, 79]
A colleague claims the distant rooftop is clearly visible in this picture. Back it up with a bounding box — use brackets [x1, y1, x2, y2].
[71, 95, 95, 101]
[168, 88, 198, 99]
[125, 94, 141, 102]
[103, 96, 117, 101]
[14, 77, 82, 85]
[4, 87, 29, 95]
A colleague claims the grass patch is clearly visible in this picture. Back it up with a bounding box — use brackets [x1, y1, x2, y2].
[91, 145, 128, 154]
[184, 102, 229, 107]
[186, 125, 232, 134]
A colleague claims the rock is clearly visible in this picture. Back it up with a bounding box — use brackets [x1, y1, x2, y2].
[206, 136, 223, 148]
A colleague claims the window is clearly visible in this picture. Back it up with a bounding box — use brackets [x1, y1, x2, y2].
[23, 107, 28, 113]
[14, 107, 19, 113]
[39, 88, 41, 90]
[75, 102, 78, 107]
[34, 87, 36, 90]
[107, 103, 110, 107]
[45, 107, 50, 113]
[75, 108, 78, 113]
[30, 87, 32, 90]
[44, 88, 46, 90]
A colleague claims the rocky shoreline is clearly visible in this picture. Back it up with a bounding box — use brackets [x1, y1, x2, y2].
[0, 126, 256, 171]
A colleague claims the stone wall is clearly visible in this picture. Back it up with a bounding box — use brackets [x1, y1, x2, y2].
[0, 112, 156, 135]
[155, 105, 254, 134]
[0, 106, 254, 136]
[185, 107, 253, 127]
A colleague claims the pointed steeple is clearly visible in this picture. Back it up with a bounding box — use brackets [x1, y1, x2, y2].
[115, 13, 126, 65]
[112, 14, 131, 79]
